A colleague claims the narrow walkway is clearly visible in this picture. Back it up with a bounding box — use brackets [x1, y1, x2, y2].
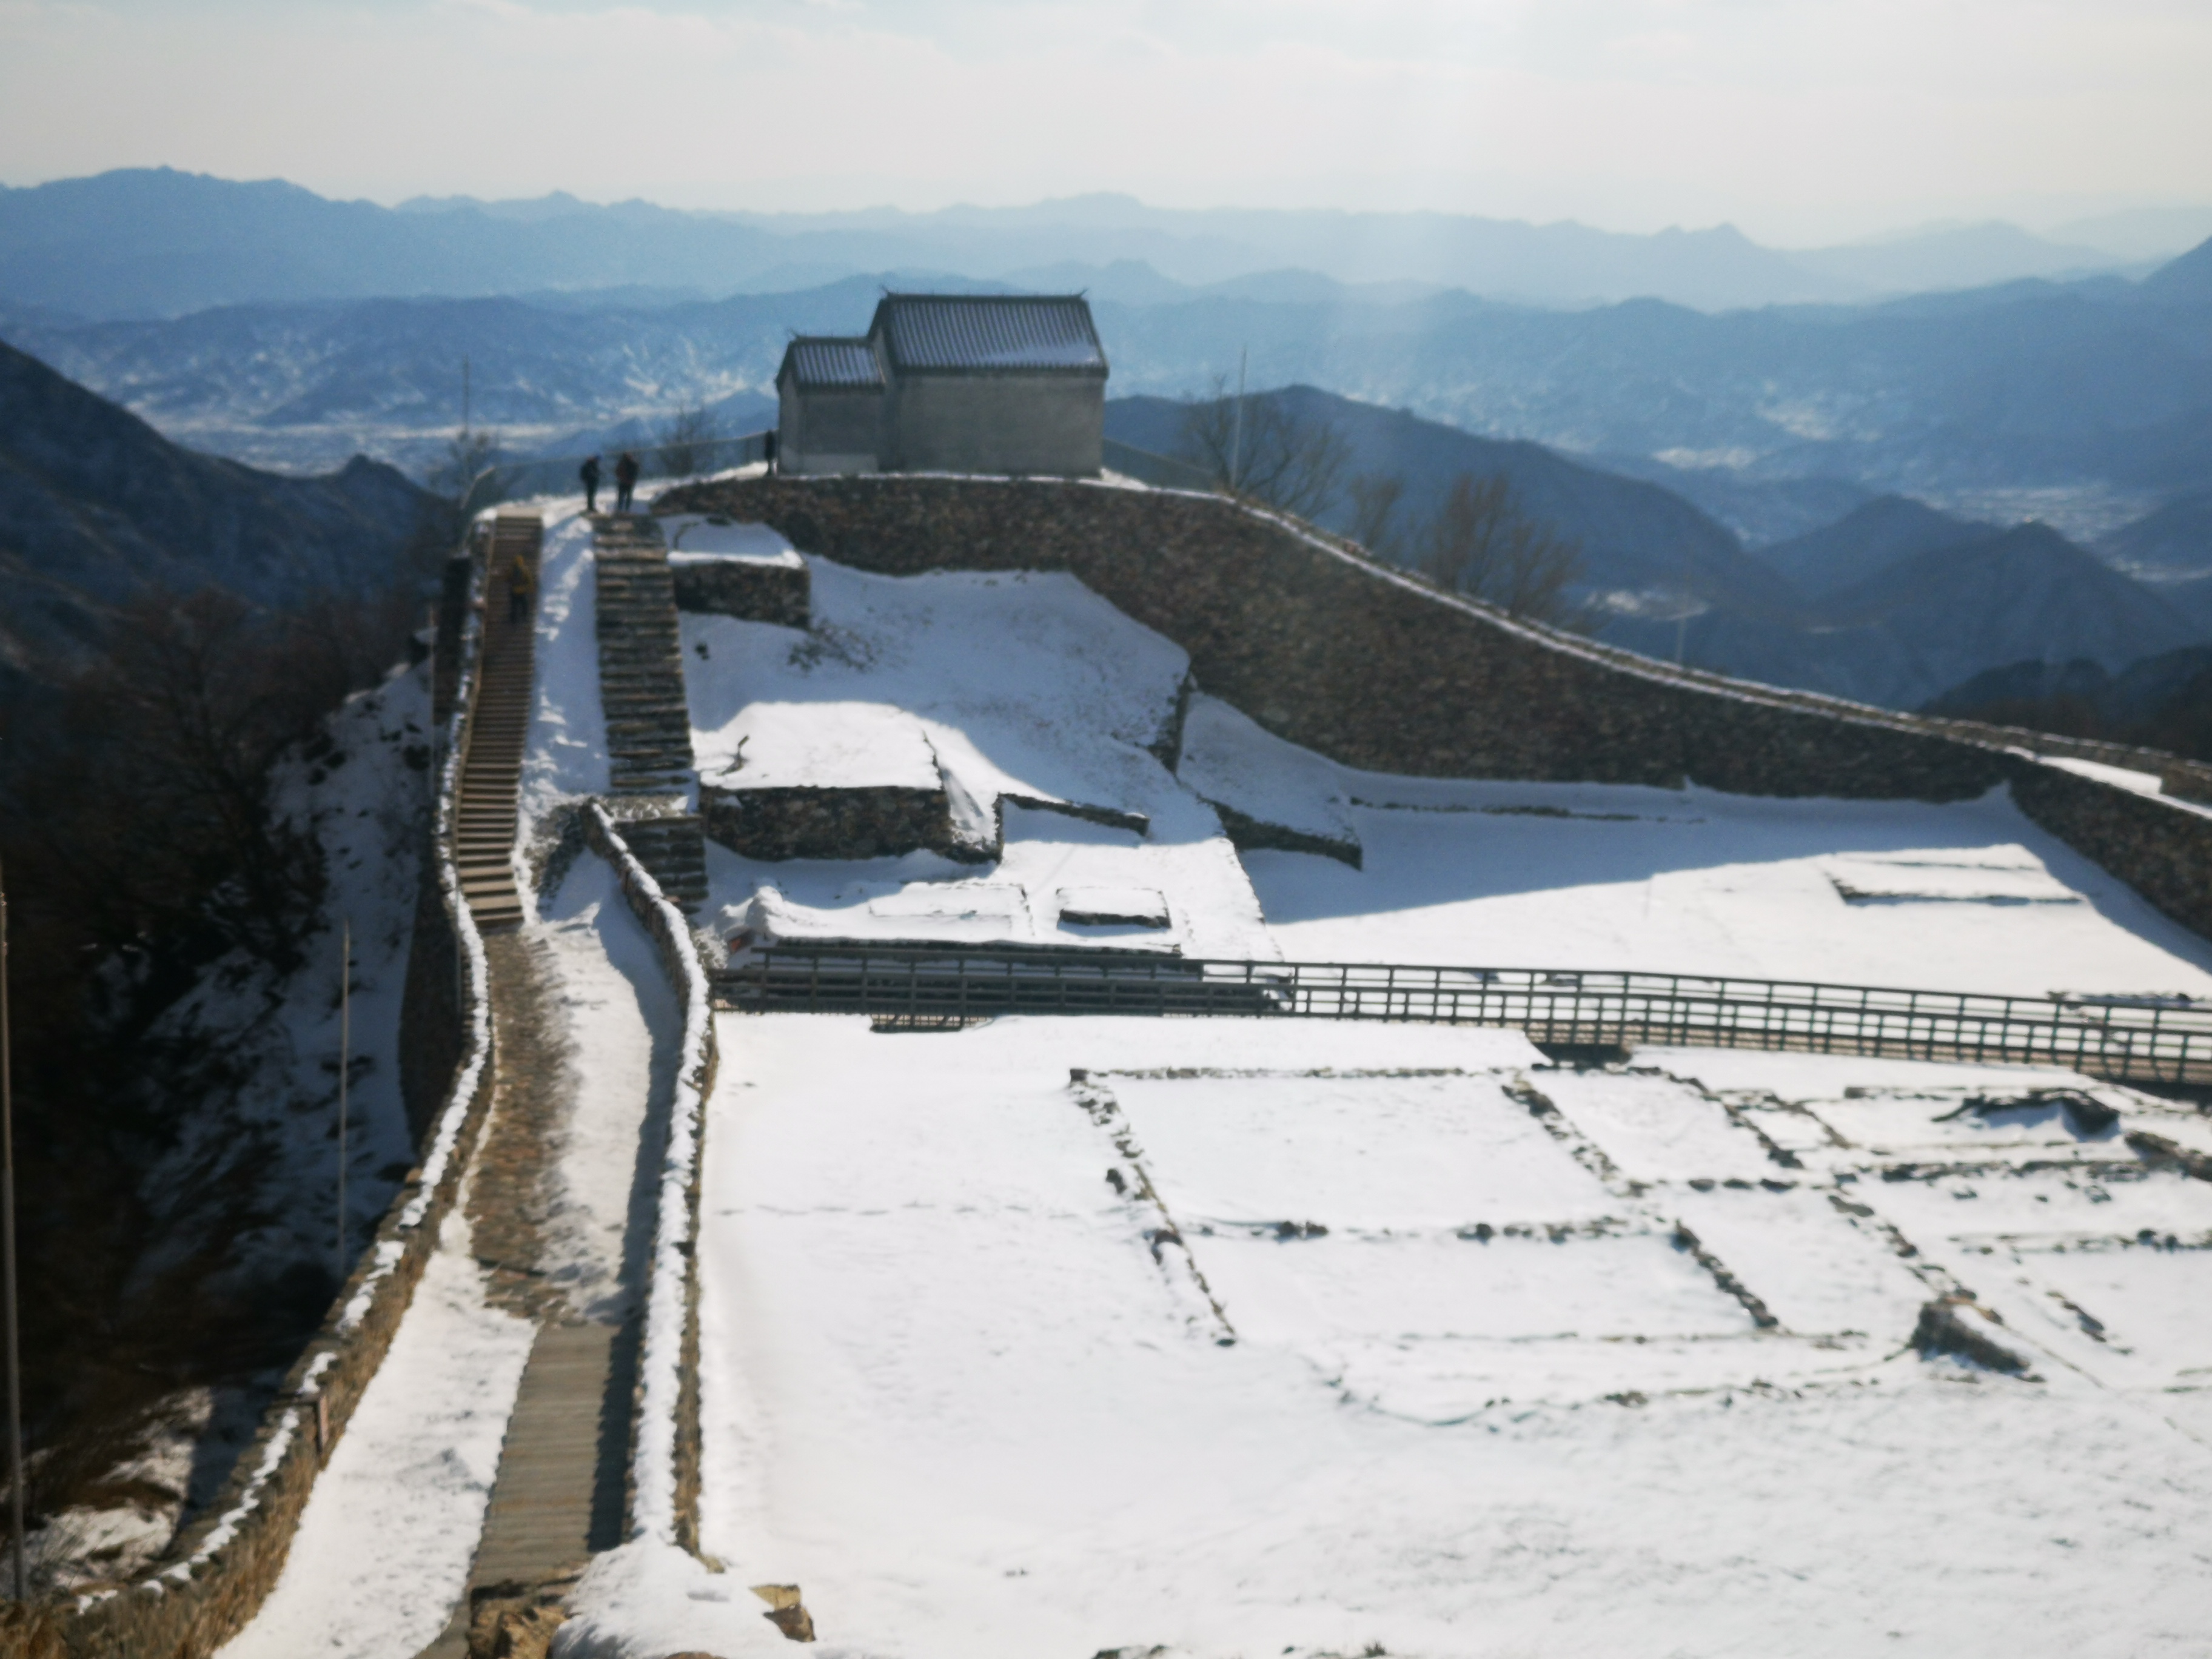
[457, 514, 541, 933]
[417, 929, 636, 1658]
[593, 512, 709, 911]
[417, 515, 647, 1659]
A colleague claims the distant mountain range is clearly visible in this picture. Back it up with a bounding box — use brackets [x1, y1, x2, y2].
[0, 339, 437, 699]
[3, 168, 2209, 722]
[1, 169, 2197, 322]
[1651, 520, 2208, 711]
[1, 330, 2200, 726]
[7, 242, 2211, 537]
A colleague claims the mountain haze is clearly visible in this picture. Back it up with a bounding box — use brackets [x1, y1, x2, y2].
[0, 169, 2174, 323]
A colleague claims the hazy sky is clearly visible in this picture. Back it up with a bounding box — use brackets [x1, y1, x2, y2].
[4, 0, 2209, 244]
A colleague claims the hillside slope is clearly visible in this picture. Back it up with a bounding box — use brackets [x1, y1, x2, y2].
[0, 339, 440, 689]
[1631, 522, 2209, 709]
[1108, 388, 2201, 711]
[1106, 387, 1794, 614]
[1755, 495, 1992, 598]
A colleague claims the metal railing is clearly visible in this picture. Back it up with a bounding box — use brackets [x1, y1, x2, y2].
[718, 947, 2212, 1085]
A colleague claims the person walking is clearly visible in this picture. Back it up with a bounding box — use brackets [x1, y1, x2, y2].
[614, 451, 640, 514]
[579, 453, 602, 514]
[506, 548, 535, 623]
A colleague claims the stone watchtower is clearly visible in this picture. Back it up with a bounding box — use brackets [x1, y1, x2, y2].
[776, 293, 1108, 478]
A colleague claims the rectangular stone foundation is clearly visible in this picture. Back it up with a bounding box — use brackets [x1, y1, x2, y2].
[671, 555, 811, 628]
[703, 783, 958, 861]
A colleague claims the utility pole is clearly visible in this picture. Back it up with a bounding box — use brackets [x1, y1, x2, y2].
[336, 919, 349, 1287]
[1228, 346, 1247, 495]
[1, 860, 24, 1601]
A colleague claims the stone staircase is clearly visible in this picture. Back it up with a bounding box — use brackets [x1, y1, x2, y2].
[456, 515, 541, 933]
[592, 514, 709, 911]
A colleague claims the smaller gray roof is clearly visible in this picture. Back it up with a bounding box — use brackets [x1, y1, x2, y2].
[870, 294, 1107, 376]
[780, 337, 884, 390]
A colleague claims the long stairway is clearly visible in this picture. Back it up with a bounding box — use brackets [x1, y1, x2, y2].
[592, 514, 709, 910]
[457, 514, 541, 933]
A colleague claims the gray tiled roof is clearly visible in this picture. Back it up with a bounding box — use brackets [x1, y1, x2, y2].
[780, 337, 884, 389]
[871, 295, 1107, 375]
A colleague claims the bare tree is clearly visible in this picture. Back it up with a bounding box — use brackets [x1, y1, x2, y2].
[1179, 380, 1351, 522]
[1418, 472, 1590, 629]
[428, 427, 503, 510]
[1346, 472, 1409, 561]
[657, 404, 720, 479]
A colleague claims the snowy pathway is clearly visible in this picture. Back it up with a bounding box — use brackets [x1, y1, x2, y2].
[214, 1213, 534, 1659]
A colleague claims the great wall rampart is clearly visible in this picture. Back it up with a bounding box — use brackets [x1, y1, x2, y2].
[16, 472, 2211, 1657]
[657, 473, 2212, 948]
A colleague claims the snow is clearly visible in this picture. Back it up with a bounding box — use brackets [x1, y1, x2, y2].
[1111, 1071, 1607, 1228]
[531, 853, 680, 1319]
[707, 700, 943, 791]
[1174, 693, 1358, 853]
[1053, 885, 1168, 927]
[712, 803, 1274, 959]
[1670, 1183, 1932, 1336]
[682, 561, 1187, 817]
[682, 558, 1279, 957]
[215, 1213, 534, 1659]
[523, 506, 614, 821]
[227, 511, 2212, 1657]
[2041, 755, 2166, 795]
[685, 1013, 2212, 1657]
[555, 1539, 786, 1658]
[663, 514, 806, 566]
[1242, 777, 2212, 999]
[579, 802, 716, 1549]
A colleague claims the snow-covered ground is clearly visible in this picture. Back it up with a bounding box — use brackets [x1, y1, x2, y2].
[645, 528, 2212, 1657]
[678, 1016, 2212, 1658]
[27, 662, 439, 1592]
[218, 500, 681, 1657]
[683, 553, 1272, 959]
[216, 508, 2212, 1657]
[677, 543, 2212, 1002]
[215, 1212, 534, 1659]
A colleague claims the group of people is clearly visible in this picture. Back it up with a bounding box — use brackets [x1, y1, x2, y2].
[578, 451, 640, 516]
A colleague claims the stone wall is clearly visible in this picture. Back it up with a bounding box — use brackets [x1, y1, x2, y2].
[2009, 765, 2212, 942]
[580, 804, 716, 1555]
[780, 381, 883, 477]
[661, 475, 2006, 797]
[702, 782, 958, 862]
[885, 374, 1104, 478]
[657, 474, 2212, 945]
[670, 555, 810, 628]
